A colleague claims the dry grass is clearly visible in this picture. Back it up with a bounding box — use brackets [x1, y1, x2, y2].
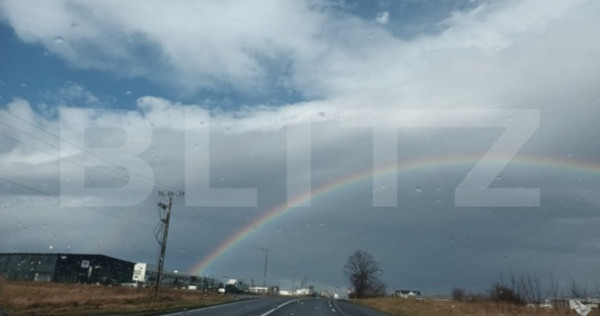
[0, 280, 232, 316]
[357, 297, 600, 316]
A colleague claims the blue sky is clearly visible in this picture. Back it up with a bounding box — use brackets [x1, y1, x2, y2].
[1, 0, 600, 297]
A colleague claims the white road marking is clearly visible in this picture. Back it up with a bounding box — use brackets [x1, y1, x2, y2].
[259, 298, 303, 316]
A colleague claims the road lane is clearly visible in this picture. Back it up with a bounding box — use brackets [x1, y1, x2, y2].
[160, 297, 294, 316]
[160, 297, 392, 316]
[269, 298, 392, 316]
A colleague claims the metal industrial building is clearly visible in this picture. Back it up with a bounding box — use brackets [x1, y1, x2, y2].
[0, 253, 134, 285]
[0, 253, 219, 290]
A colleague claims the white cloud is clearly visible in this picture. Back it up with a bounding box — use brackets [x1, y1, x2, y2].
[375, 11, 389, 24]
[0, 0, 330, 94]
[2, 0, 599, 108]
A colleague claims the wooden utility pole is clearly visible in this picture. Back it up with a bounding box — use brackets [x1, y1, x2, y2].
[261, 248, 269, 288]
[154, 191, 182, 298]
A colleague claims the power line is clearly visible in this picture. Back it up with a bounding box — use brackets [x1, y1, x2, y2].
[0, 110, 223, 271]
[0, 176, 154, 229]
[0, 109, 181, 193]
[0, 176, 200, 250]
[0, 131, 158, 193]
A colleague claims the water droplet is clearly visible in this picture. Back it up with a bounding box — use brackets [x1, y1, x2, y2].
[54, 36, 64, 44]
[415, 187, 422, 193]
[318, 111, 326, 117]
[49, 245, 53, 250]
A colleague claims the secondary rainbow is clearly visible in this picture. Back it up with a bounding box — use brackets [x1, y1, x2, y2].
[190, 154, 600, 275]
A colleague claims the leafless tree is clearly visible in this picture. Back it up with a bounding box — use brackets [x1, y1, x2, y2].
[344, 250, 386, 298]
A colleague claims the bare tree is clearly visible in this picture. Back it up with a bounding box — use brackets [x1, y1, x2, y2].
[344, 250, 386, 298]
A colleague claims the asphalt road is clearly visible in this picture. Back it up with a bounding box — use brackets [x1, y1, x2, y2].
[160, 297, 391, 316]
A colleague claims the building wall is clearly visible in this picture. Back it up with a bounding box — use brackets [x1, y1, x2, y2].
[53, 254, 134, 284]
[0, 253, 214, 289]
[0, 253, 134, 285]
[0, 253, 57, 282]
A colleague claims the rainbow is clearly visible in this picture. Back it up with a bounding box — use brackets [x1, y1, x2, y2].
[190, 154, 600, 275]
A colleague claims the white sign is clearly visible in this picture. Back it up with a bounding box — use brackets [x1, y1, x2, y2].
[132, 263, 147, 282]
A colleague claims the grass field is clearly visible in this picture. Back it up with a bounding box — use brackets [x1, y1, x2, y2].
[358, 297, 600, 316]
[0, 279, 232, 316]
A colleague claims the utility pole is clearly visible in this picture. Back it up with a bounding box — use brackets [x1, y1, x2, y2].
[261, 248, 269, 288]
[154, 191, 182, 298]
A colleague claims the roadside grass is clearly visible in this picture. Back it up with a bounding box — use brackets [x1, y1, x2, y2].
[357, 297, 600, 316]
[0, 280, 232, 316]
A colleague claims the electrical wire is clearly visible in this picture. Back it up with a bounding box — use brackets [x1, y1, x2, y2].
[0, 176, 201, 249]
[0, 109, 181, 193]
[0, 109, 226, 256]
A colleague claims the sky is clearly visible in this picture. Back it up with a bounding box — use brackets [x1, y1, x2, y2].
[1, 0, 600, 296]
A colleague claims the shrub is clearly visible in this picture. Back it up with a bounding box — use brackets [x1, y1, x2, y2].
[0, 275, 5, 296]
[452, 287, 466, 301]
[489, 283, 525, 305]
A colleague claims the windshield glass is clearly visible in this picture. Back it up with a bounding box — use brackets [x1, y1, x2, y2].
[1, 0, 599, 310]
